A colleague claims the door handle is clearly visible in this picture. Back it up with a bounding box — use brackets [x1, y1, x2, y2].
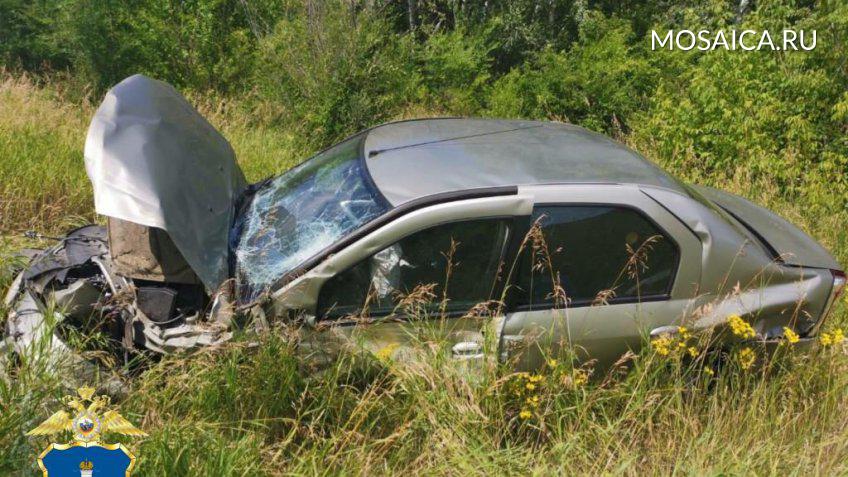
[650, 325, 679, 338]
[452, 341, 484, 359]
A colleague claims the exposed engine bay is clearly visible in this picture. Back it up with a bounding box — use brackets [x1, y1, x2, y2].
[2, 223, 237, 376]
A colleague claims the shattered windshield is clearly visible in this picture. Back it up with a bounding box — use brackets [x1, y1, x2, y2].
[234, 135, 389, 301]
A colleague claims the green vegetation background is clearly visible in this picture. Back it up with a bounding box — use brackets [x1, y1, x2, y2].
[1, 0, 848, 475]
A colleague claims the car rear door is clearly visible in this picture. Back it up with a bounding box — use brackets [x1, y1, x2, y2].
[500, 184, 701, 371]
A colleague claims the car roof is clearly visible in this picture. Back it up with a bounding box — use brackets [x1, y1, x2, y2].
[362, 118, 686, 206]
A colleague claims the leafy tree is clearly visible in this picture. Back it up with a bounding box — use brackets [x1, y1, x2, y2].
[488, 12, 657, 135]
[254, 1, 419, 144]
[0, 0, 71, 72]
[635, 0, 848, 203]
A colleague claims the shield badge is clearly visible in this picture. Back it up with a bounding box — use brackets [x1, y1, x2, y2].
[27, 386, 146, 477]
[39, 442, 135, 477]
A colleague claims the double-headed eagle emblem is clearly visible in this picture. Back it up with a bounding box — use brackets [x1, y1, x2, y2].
[27, 386, 146, 442]
[28, 386, 146, 476]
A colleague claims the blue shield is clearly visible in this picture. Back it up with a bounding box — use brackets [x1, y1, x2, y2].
[39, 442, 135, 477]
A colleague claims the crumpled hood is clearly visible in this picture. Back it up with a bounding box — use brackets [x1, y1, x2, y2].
[84, 74, 247, 291]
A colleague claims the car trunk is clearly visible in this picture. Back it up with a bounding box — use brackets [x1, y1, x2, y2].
[694, 185, 841, 271]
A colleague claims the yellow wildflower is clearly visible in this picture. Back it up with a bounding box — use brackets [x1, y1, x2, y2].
[525, 383, 536, 391]
[738, 347, 756, 370]
[703, 367, 715, 376]
[652, 335, 673, 356]
[820, 328, 845, 347]
[728, 314, 756, 339]
[519, 410, 532, 420]
[375, 343, 399, 361]
[688, 346, 699, 358]
[529, 374, 543, 383]
[572, 370, 588, 387]
[782, 327, 800, 345]
[547, 359, 558, 368]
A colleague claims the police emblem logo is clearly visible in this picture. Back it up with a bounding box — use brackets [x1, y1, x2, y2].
[27, 386, 146, 476]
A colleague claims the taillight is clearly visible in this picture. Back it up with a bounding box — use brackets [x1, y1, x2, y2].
[832, 270, 846, 302]
[814, 269, 846, 335]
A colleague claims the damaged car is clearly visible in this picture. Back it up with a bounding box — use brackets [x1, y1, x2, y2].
[2, 74, 844, 376]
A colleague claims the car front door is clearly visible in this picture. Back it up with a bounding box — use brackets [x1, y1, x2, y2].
[500, 184, 701, 372]
[267, 192, 533, 368]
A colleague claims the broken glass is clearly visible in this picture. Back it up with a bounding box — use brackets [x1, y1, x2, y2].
[234, 134, 390, 301]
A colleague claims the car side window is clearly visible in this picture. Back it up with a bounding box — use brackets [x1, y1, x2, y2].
[514, 206, 678, 308]
[317, 219, 511, 319]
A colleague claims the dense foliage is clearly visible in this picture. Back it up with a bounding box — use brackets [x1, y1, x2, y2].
[2, 1, 845, 191]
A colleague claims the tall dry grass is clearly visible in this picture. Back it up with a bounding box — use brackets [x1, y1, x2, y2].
[5, 300, 848, 475]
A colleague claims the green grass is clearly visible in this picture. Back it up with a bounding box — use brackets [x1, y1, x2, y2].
[2, 73, 848, 476]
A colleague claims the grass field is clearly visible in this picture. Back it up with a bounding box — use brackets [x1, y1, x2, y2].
[2, 73, 848, 476]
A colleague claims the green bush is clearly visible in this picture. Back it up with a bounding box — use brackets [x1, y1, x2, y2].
[0, 0, 71, 72]
[488, 12, 657, 135]
[415, 27, 493, 114]
[1, 0, 292, 94]
[68, 0, 287, 94]
[254, 1, 418, 146]
[634, 0, 848, 201]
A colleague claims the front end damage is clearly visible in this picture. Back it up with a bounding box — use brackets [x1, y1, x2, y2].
[3, 74, 251, 377]
[2, 225, 237, 379]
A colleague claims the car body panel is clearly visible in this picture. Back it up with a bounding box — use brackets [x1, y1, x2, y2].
[694, 185, 840, 270]
[642, 186, 834, 336]
[84, 74, 247, 292]
[504, 299, 695, 371]
[687, 266, 833, 337]
[362, 119, 686, 206]
[641, 186, 777, 296]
